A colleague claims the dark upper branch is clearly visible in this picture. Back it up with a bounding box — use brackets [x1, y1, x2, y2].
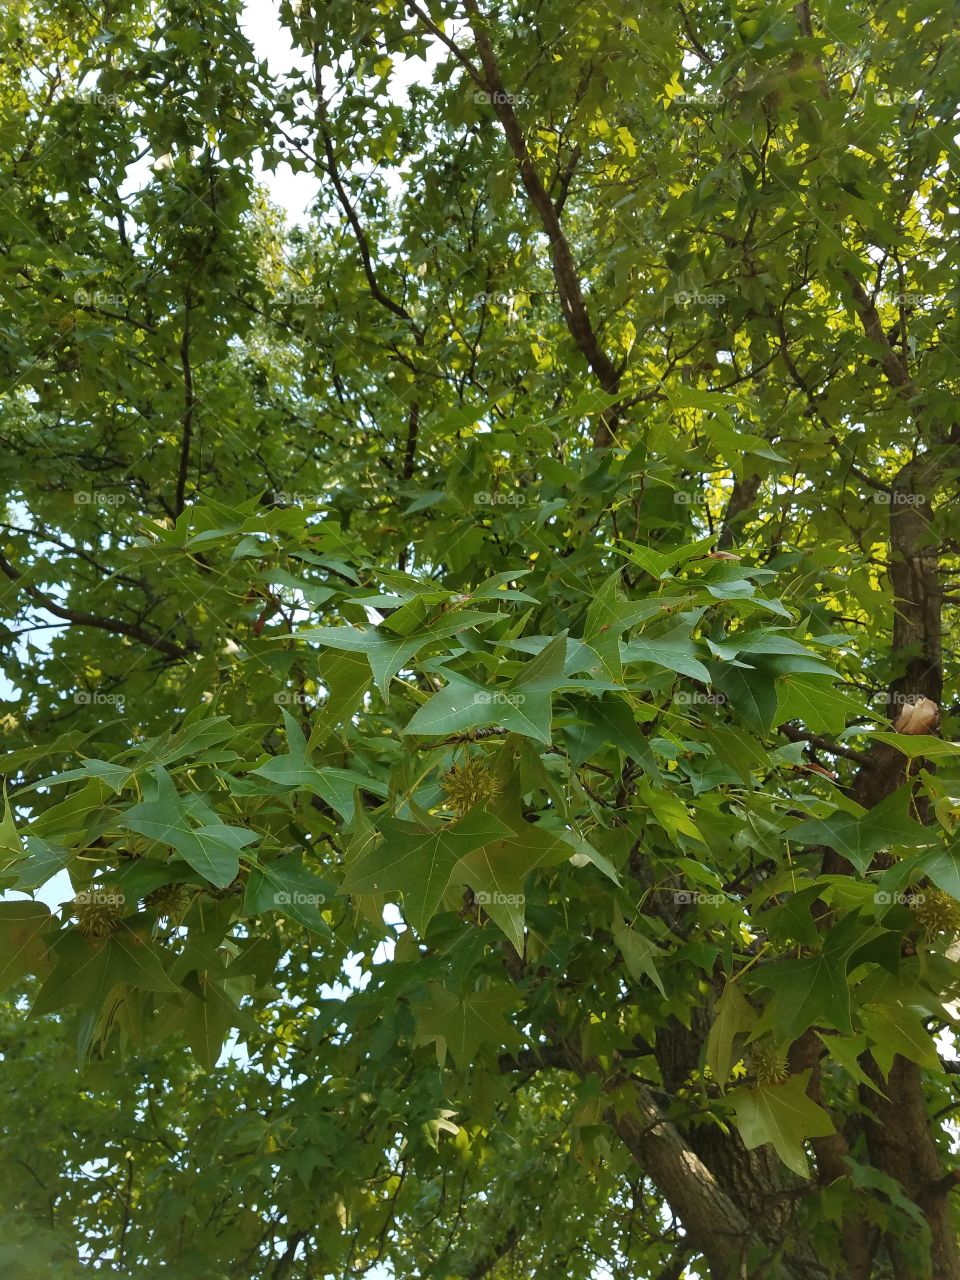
[0, 552, 192, 661]
[174, 290, 195, 519]
[777, 723, 873, 767]
[843, 271, 914, 397]
[459, 0, 622, 444]
[313, 73, 419, 331]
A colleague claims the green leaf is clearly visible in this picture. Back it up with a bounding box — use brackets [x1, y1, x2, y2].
[624, 624, 711, 683]
[0, 787, 22, 862]
[306, 650, 371, 751]
[731, 1070, 834, 1177]
[786, 786, 935, 875]
[565, 695, 659, 779]
[299, 612, 498, 700]
[865, 732, 960, 761]
[122, 767, 255, 887]
[584, 571, 628, 681]
[817, 1032, 887, 1097]
[710, 660, 779, 732]
[180, 974, 246, 1070]
[180, 824, 256, 887]
[403, 670, 556, 745]
[862, 1004, 940, 1075]
[615, 535, 714, 580]
[0, 901, 52, 991]
[614, 922, 666, 996]
[775, 674, 866, 735]
[8, 837, 72, 891]
[706, 980, 758, 1083]
[414, 983, 519, 1068]
[341, 806, 513, 933]
[109, 927, 181, 993]
[916, 845, 960, 900]
[757, 912, 868, 1040]
[453, 819, 576, 953]
[243, 855, 334, 934]
[756, 885, 821, 948]
[32, 932, 120, 1016]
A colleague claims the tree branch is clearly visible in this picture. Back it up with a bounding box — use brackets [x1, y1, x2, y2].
[459, 0, 622, 445]
[174, 290, 195, 518]
[0, 552, 192, 660]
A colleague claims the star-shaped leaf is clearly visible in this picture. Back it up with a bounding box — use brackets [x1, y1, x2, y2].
[248, 710, 387, 818]
[757, 912, 872, 1041]
[452, 818, 576, 953]
[298, 611, 498, 700]
[775, 673, 867, 735]
[706, 980, 758, 1084]
[787, 786, 936, 875]
[731, 1070, 835, 1177]
[340, 805, 513, 932]
[244, 854, 334, 934]
[122, 766, 255, 887]
[624, 623, 711, 683]
[414, 983, 520, 1068]
[403, 639, 565, 746]
[0, 901, 53, 992]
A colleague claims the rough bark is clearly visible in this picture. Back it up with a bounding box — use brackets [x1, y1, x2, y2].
[838, 292, 959, 1276]
[653, 1015, 834, 1279]
[860, 1056, 958, 1280]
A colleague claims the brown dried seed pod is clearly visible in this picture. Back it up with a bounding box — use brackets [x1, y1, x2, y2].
[893, 695, 939, 735]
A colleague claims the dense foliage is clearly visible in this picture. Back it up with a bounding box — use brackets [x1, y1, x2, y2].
[1, 0, 959, 1276]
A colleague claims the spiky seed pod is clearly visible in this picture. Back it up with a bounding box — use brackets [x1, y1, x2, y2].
[748, 1041, 789, 1086]
[145, 883, 192, 921]
[72, 887, 124, 938]
[441, 755, 501, 817]
[910, 889, 960, 939]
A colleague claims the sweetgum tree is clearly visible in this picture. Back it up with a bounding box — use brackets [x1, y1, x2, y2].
[1, 0, 959, 1276]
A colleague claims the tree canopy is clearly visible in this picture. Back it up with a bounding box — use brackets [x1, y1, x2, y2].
[1, 0, 960, 1276]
